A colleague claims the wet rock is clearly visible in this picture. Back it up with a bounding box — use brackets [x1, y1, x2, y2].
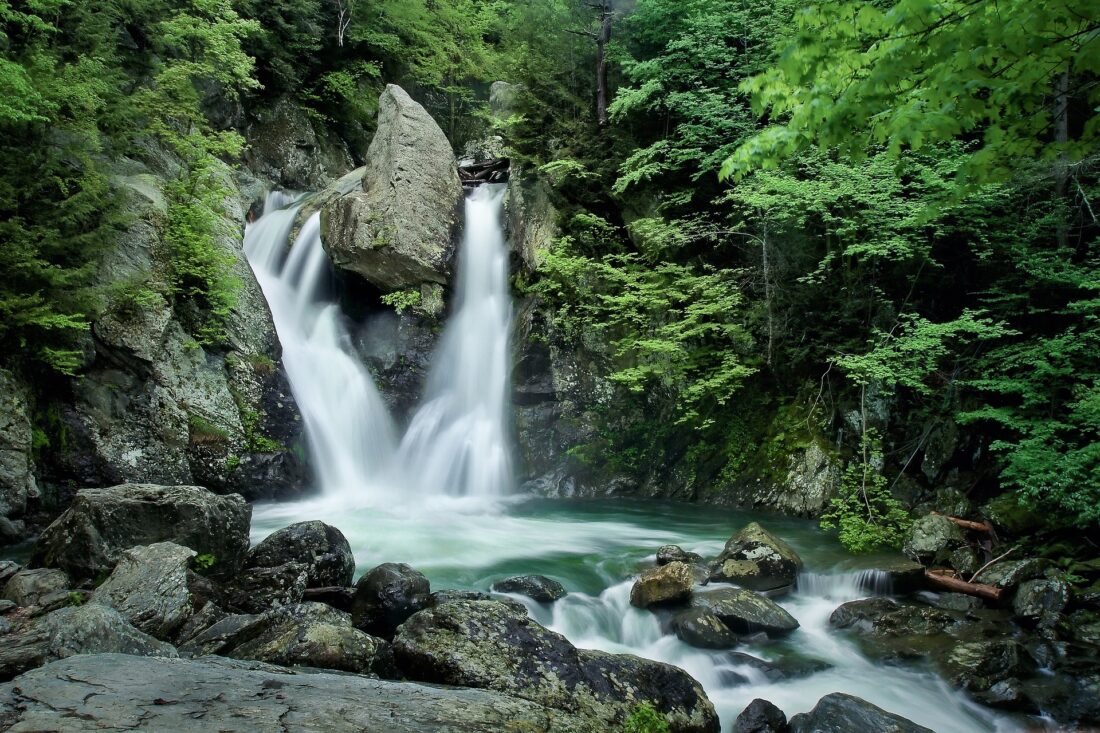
[631, 561, 695, 608]
[222, 561, 309, 614]
[0, 369, 37, 534]
[863, 558, 926, 594]
[928, 592, 983, 612]
[491, 574, 566, 603]
[2, 568, 68, 607]
[732, 698, 789, 733]
[973, 558, 1051, 590]
[709, 523, 803, 592]
[723, 652, 830, 682]
[747, 442, 840, 517]
[1013, 579, 1068, 622]
[658, 545, 704, 566]
[0, 560, 20, 587]
[0, 653, 601, 732]
[246, 521, 355, 588]
[31, 483, 251, 580]
[902, 514, 964, 564]
[94, 542, 195, 639]
[302, 585, 355, 613]
[670, 608, 740, 650]
[948, 546, 981, 577]
[393, 599, 719, 732]
[352, 562, 431, 638]
[692, 587, 799, 635]
[945, 640, 1034, 692]
[321, 85, 462, 291]
[0, 603, 176, 680]
[788, 693, 933, 733]
[172, 601, 227, 646]
[221, 602, 387, 675]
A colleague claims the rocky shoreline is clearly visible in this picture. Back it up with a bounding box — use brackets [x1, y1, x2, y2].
[0, 483, 1096, 731]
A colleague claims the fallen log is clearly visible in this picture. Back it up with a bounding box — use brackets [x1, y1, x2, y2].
[924, 569, 1004, 602]
[930, 511, 992, 534]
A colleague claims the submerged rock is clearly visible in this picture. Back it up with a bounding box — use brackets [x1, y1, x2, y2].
[31, 484, 250, 580]
[393, 599, 719, 732]
[352, 562, 431, 638]
[94, 542, 195, 638]
[246, 520, 355, 588]
[0, 603, 176, 681]
[944, 640, 1033, 692]
[658, 545, 704, 566]
[709, 522, 803, 591]
[491, 574, 566, 603]
[732, 698, 789, 733]
[691, 587, 799, 635]
[0, 653, 600, 732]
[631, 561, 695, 608]
[787, 693, 933, 733]
[321, 85, 462, 291]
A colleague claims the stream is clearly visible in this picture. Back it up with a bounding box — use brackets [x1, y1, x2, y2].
[243, 184, 1028, 733]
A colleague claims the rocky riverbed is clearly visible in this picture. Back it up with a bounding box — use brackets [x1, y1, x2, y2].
[1, 483, 1097, 732]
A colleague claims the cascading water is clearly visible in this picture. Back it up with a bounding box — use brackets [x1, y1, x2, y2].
[244, 194, 397, 500]
[396, 183, 513, 497]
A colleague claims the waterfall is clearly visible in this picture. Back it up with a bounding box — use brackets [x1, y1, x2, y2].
[396, 184, 513, 497]
[242, 184, 513, 501]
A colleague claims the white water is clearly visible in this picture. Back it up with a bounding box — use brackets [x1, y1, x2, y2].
[245, 184, 1028, 733]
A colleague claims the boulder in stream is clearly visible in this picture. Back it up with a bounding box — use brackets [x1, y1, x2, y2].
[902, 514, 964, 564]
[732, 698, 789, 733]
[491, 574, 566, 603]
[352, 562, 431, 638]
[709, 522, 802, 591]
[631, 561, 695, 608]
[393, 599, 719, 732]
[691, 587, 799, 635]
[320, 85, 462, 291]
[670, 607, 740, 649]
[787, 693, 934, 733]
[245, 520, 355, 588]
[31, 483, 251, 580]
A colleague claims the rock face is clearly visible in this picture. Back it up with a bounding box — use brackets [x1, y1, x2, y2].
[393, 599, 719, 733]
[0, 653, 600, 732]
[709, 522, 803, 591]
[491, 574, 567, 603]
[787, 693, 933, 733]
[0, 604, 176, 680]
[321, 85, 462, 291]
[631, 562, 695, 608]
[31, 484, 251, 580]
[246, 98, 355, 190]
[691, 588, 799, 634]
[246, 520, 355, 588]
[94, 542, 195, 638]
[352, 562, 432, 638]
[0, 369, 37, 538]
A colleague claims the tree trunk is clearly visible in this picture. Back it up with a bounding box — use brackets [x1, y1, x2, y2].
[595, 2, 613, 126]
[924, 570, 1004, 602]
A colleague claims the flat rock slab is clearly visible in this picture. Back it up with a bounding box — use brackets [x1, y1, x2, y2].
[0, 653, 597, 732]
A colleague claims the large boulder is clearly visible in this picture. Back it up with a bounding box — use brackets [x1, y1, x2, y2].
[691, 587, 799, 635]
[788, 693, 933, 733]
[31, 484, 251, 580]
[902, 514, 965, 564]
[709, 523, 802, 591]
[491, 574, 566, 603]
[973, 558, 1051, 590]
[94, 542, 195, 638]
[732, 699, 789, 733]
[246, 521, 355, 588]
[321, 85, 462, 291]
[352, 562, 431, 638]
[1013, 578, 1068, 622]
[631, 561, 695, 608]
[0, 369, 37, 535]
[393, 599, 719, 732]
[943, 640, 1033, 692]
[0, 603, 176, 680]
[0, 653, 600, 732]
[222, 561, 309, 614]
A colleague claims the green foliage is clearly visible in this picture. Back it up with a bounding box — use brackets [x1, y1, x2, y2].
[725, 0, 1100, 187]
[188, 414, 230, 445]
[381, 288, 422, 315]
[193, 553, 216, 572]
[821, 429, 912, 553]
[66, 591, 85, 607]
[624, 703, 671, 733]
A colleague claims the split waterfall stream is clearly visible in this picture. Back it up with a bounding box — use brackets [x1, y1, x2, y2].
[243, 184, 1022, 733]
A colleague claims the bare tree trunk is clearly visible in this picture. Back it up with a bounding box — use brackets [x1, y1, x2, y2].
[332, 0, 353, 48]
[762, 220, 774, 368]
[1054, 70, 1070, 249]
[595, 1, 613, 126]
